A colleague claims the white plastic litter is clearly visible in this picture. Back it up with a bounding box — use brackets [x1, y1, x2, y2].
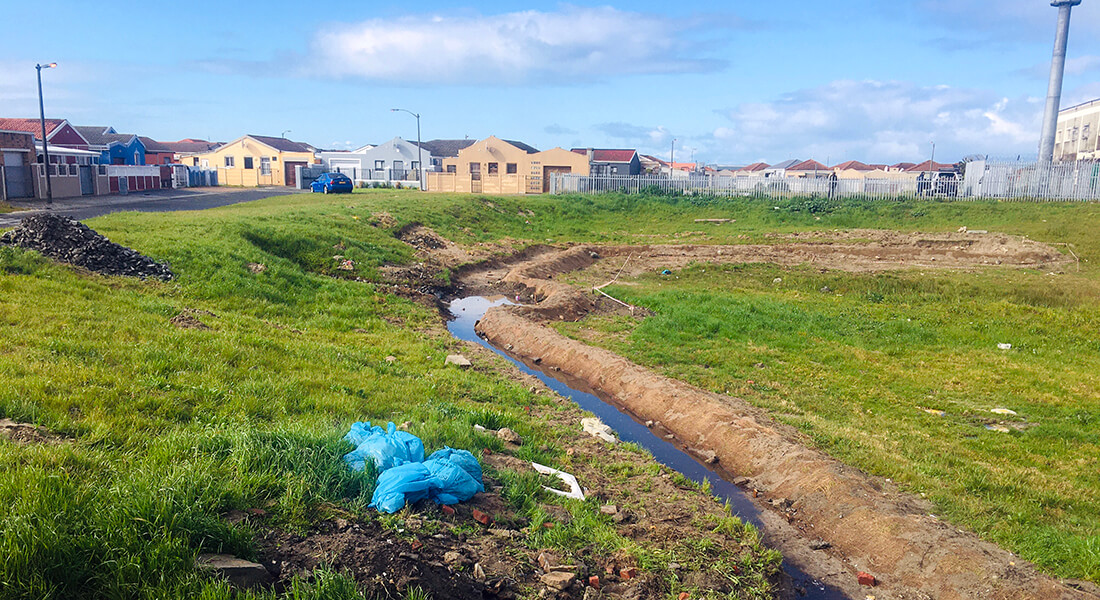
[532, 462, 585, 501]
[990, 408, 1018, 416]
[997, 343, 1012, 350]
[581, 417, 617, 443]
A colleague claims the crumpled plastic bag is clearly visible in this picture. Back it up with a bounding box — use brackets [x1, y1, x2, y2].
[369, 462, 434, 513]
[428, 447, 483, 482]
[343, 421, 425, 473]
[424, 455, 485, 506]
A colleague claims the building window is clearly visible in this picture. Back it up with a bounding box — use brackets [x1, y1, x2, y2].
[611, 166, 619, 174]
[411, 161, 419, 170]
[488, 162, 499, 174]
[446, 165, 456, 173]
[225, 156, 235, 168]
[469, 162, 481, 180]
[260, 157, 271, 175]
[244, 156, 254, 169]
[1083, 124, 1091, 140]
[375, 160, 385, 169]
[506, 163, 517, 174]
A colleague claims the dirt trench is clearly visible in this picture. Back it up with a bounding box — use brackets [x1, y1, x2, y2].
[458, 232, 1093, 600]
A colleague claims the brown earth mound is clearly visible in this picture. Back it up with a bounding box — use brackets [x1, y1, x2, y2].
[0, 418, 62, 445]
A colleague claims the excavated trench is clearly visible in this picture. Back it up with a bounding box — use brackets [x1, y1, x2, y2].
[436, 232, 1095, 600]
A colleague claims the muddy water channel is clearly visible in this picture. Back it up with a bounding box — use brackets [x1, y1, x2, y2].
[447, 296, 848, 600]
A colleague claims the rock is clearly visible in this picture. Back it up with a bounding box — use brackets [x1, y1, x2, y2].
[541, 571, 576, 591]
[809, 540, 832, 550]
[857, 571, 877, 587]
[581, 417, 617, 443]
[246, 262, 266, 274]
[474, 563, 486, 580]
[445, 354, 472, 368]
[732, 477, 751, 487]
[538, 553, 554, 572]
[599, 505, 618, 515]
[196, 554, 273, 589]
[385, 355, 396, 363]
[644, 420, 654, 428]
[696, 449, 719, 464]
[444, 551, 462, 565]
[496, 427, 522, 445]
[333, 518, 349, 530]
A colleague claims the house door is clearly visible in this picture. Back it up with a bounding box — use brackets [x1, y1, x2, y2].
[542, 166, 572, 193]
[79, 165, 95, 195]
[469, 162, 482, 193]
[2, 152, 31, 199]
[285, 162, 305, 187]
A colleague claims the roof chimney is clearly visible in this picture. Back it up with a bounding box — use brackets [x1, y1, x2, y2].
[587, 148, 594, 161]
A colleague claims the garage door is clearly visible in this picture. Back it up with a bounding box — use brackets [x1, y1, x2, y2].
[3, 152, 31, 199]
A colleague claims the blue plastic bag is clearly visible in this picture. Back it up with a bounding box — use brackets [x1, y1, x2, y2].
[343, 421, 426, 473]
[428, 447, 483, 483]
[369, 463, 433, 513]
[425, 457, 485, 506]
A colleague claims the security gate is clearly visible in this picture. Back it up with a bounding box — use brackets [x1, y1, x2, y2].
[79, 165, 95, 195]
[2, 152, 31, 199]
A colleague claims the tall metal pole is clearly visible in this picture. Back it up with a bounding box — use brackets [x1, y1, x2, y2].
[392, 108, 424, 190]
[670, 139, 676, 178]
[36, 62, 56, 204]
[1038, 0, 1082, 163]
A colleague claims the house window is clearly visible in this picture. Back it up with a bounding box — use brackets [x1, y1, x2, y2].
[201, 159, 209, 168]
[193, 158, 199, 166]
[506, 163, 517, 174]
[1083, 124, 1091, 140]
[411, 161, 419, 170]
[375, 160, 385, 170]
[446, 165, 456, 173]
[488, 162, 499, 175]
[469, 162, 481, 180]
[260, 157, 271, 175]
[244, 156, 254, 169]
[225, 156, 235, 168]
[611, 166, 619, 174]
[393, 160, 404, 172]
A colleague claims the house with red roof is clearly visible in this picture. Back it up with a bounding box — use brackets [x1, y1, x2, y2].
[0, 118, 90, 151]
[786, 159, 831, 178]
[570, 148, 641, 176]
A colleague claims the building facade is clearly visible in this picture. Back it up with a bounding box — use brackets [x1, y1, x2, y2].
[428, 137, 589, 194]
[181, 135, 315, 187]
[1054, 98, 1100, 162]
[319, 137, 437, 186]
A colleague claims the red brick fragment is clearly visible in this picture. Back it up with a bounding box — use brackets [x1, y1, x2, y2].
[441, 505, 455, 516]
[588, 576, 600, 589]
[620, 567, 638, 580]
[472, 508, 493, 526]
[857, 571, 876, 587]
[410, 540, 423, 551]
[678, 593, 690, 600]
[542, 522, 555, 529]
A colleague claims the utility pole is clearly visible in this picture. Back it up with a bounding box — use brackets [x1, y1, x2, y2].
[670, 139, 676, 178]
[1038, 0, 1082, 163]
[36, 62, 57, 204]
[391, 109, 424, 191]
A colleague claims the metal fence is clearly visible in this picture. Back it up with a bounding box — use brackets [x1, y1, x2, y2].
[550, 160, 1100, 202]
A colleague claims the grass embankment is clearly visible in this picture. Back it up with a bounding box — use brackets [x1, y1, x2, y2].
[0, 192, 779, 600]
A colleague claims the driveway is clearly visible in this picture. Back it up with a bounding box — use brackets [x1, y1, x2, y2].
[0, 187, 306, 228]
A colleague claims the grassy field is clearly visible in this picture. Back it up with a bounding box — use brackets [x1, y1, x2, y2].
[0, 192, 781, 600]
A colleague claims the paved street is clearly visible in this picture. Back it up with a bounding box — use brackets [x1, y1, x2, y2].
[0, 187, 306, 228]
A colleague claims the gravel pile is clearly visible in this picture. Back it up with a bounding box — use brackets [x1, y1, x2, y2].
[0, 214, 173, 280]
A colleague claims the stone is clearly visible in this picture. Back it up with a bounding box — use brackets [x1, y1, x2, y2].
[644, 420, 654, 428]
[196, 554, 273, 589]
[540, 571, 576, 591]
[599, 505, 618, 515]
[809, 540, 832, 550]
[496, 427, 522, 445]
[857, 572, 876, 587]
[697, 449, 719, 464]
[445, 354, 473, 368]
[444, 551, 462, 565]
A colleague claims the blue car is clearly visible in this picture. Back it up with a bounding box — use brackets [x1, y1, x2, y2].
[310, 173, 354, 194]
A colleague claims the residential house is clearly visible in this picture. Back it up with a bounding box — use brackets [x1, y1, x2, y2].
[140, 137, 176, 165]
[904, 160, 956, 174]
[1054, 97, 1100, 161]
[319, 137, 437, 186]
[763, 159, 800, 178]
[1, 130, 36, 200]
[638, 154, 667, 175]
[831, 160, 876, 179]
[164, 139, 222, 164]
[181, 135, 316, 187]
[734, 162, 770, 176]
[417, 139, 477, 171]
[429, 136, 589, 194]
[785, 159, 831, 178]
[0, 118, 91, 151]
[33, 142, 109, 198]
[74, 126, 147, 165]
[570, 148, 641, 176]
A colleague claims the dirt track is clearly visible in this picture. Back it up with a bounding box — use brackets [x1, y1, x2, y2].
[449, 231, 1095, 600]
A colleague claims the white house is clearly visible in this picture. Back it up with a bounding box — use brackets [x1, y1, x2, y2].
[319, 137, 436, 187]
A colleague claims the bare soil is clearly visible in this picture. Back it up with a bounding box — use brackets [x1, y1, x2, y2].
[0, 418, 62, 445]
[448, 231, 1091, 600]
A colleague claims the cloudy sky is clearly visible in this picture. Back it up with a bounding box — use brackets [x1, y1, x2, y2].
[3, 0, 1098, 165]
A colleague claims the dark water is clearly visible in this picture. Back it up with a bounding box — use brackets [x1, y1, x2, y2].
[446, 296, 847, 600]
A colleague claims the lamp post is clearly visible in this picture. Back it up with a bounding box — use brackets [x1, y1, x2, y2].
[391, 108, 424, 191]
[670, 138, 676, 178]
[281, 129, 291, 139]
[36, 62, 57, 204]
[1038, 0, 1083, 163]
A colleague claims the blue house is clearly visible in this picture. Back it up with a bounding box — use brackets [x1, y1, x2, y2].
[74, 126, 147, 165]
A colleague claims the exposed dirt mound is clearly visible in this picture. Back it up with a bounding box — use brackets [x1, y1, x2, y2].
[397, 223, 448, 250]
[0, 418, 61, 445]
[170, 309, 214, 330]
[0, 214, 173, 280]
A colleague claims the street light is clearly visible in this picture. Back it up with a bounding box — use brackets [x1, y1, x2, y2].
[1038, 0, 1083, 162]
[281, 129, 291, 139]
[391, 108, 424, 191]
[36, 62, 57, 204]
[670, 138, 676, 178]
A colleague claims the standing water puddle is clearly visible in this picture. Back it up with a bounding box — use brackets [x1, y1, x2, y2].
[447, 296, 847, 600]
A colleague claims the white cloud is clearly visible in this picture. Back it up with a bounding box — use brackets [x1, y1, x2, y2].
[311, 6, 725, 84]
[712, 80, 1043, 164]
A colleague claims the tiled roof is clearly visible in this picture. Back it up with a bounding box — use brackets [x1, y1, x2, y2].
[570, 148, 637, 162]
[905, 160, 955, 172]
[891, 162, 917, 170]
[73, 126, 113, 145]
[417, 139, 475, 157]
[832, 160, 874, 171]
[0, 118, 65, 139]
[138, 137, 172, 153]
[740, 162, 770, 171]
[639, 154, 668, 166]
[249, 135, 313, 153]
[502, 139, 539, 153]
[769, 159, 801, 170]
[162, 139, 221, 154]
[788, 159, 829, 172]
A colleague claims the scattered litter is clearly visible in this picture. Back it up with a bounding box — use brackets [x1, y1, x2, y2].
[990, 408, 1017, 416]
[195, 554, 273, 589]
[580, 417, 617, 443]
[471, 508, 493, 526]
[694, 218, 731, 223]
[247, 262, 266, 274]
[985, 424, 1011, 433]
[369, 447, 485, 513]
[997, 343, 1012, 350]
[344, 421, 425, 472]
[857, 571, 877, 587]
[337, 259, 355, 271]
[773, 278, 782, 283]
[923, 408, 946, 417]
[661, 269, 672, 275]
[532, 462, 585, 501]
[445, 354, 473, 368]
[967, 230, 988, 234]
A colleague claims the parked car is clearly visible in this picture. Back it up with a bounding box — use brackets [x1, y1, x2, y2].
[310, 173, 354, 194]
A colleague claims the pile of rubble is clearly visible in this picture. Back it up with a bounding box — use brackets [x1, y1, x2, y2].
[0, 214, 173, 280]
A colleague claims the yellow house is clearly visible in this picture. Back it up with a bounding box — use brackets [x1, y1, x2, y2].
[182, 135, 316, 187]
[428, 136, 589, 194]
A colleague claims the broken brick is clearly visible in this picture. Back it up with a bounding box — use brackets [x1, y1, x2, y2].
[410, 540, 423, 551]
[441, 505, 455, 516]
[472, 508, 493, 526]
[620, 567, 638, 580]
[678, 593, 690, 600]
[857, 571, 876, 587]
[588, 576, 600, 589]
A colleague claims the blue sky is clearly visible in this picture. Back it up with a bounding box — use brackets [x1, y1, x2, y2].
[2, 0, 1098, 165]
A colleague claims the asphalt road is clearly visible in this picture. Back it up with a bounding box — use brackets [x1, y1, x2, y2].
[0, 187, 306, 228]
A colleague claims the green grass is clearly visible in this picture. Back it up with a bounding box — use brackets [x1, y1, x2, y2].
[0, 192, 781, 599]
[557, 262, 1100, 582]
